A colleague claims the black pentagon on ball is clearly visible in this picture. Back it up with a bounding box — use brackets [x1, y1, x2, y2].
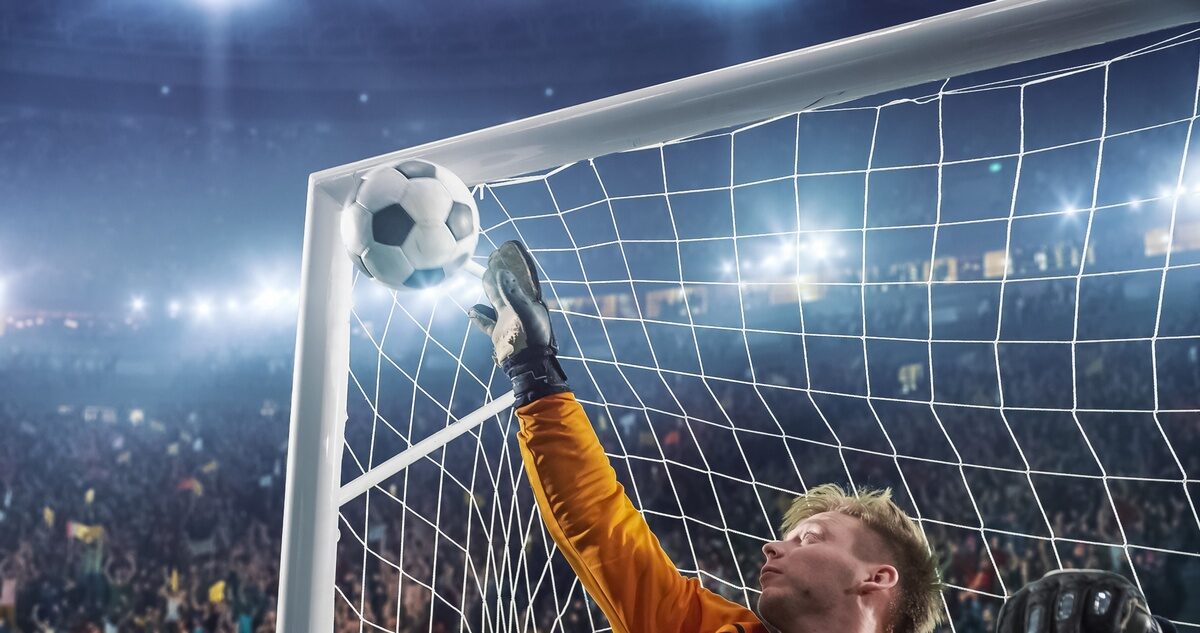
[395, 160, 437, 180]
[372, 203, 415, 247]
[446, 202, 475, 240]
[404, 267, 445, 289]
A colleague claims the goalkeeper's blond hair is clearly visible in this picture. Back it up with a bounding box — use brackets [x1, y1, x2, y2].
[781, 484, 944, 633]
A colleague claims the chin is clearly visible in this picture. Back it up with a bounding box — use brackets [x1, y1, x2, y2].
[756, 591, 784, 628]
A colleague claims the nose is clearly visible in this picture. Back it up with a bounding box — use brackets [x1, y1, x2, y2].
[762, 540, 782, 560]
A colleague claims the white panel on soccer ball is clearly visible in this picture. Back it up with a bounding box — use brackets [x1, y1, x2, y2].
[339, 202, 373, 256]
[435, 164, 475, 206]
[441, 239, 477, 278]
[400, 224, 457, 270]
[355, 166, 410, 213]
[360, 244, 415, 289]
[399, 178, 453, 225]
[459, 232, 480, 266]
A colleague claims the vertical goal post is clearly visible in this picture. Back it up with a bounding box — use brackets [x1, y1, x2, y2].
[279, 0, 1200, 630]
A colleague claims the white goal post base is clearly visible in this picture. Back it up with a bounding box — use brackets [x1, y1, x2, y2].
[278, 1, 1200, 630]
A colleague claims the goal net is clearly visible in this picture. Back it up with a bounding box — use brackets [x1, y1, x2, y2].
[279, 2, 1200, 631]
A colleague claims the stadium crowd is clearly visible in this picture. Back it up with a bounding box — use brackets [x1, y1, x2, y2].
[2, 241, 1198, 632]
[0, 395, 288, 632]
[2, 282, 1190, 633]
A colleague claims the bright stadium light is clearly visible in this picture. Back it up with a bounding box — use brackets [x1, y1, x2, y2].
[131, 296, 146, 313]
[254, 288, 283, 310]
[194, 299, 213, 320]
[810, 238, 829, 260]
[168, 300, 182, 318]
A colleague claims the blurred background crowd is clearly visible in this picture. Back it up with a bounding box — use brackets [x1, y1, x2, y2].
[2, 265, 1197, 631]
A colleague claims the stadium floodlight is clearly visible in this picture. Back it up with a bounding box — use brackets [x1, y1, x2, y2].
[194, 299, 213, 320]
[167, 300, 182, 318]
[253, 290, 274, 310]
[279, 1, 1200, 631]
[809, 238, 830, 260]
[131, 296, 146, 313]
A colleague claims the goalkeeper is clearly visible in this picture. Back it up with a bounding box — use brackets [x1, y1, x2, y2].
[469, 241, 940, 633]
[469, 241, 1174, 633]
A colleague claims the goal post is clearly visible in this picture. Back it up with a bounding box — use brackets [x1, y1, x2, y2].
[278, 1, 1200, 630]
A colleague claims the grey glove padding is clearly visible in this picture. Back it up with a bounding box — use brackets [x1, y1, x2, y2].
[997, 570, 1166, 633]
[469, 241, 569, 406]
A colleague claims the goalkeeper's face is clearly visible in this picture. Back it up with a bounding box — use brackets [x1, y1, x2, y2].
[757, 511, 899, 628]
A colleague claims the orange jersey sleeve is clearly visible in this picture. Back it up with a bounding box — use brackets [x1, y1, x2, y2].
[516, 391, 765, 633]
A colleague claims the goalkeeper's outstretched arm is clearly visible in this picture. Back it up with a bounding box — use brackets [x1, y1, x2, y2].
[470, 241, 762, 633]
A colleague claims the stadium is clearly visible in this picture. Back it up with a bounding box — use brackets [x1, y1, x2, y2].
[1, 0, 1199, 632]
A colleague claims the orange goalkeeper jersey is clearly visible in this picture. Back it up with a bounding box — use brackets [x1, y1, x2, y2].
[516, 392, 768, 633]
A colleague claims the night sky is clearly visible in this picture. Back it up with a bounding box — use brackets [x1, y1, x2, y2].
[0, 0, 989, 314]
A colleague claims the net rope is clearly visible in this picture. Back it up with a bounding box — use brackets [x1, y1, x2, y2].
[334, 29, 1200, 632]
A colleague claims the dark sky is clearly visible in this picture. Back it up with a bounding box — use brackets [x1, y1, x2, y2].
[0, 0, 992, 313]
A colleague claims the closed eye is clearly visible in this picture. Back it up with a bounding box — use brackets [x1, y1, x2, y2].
[795, 531, 821, 544]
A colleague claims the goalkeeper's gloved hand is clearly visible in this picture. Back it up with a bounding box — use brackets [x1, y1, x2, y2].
[468, 240, 570, 407]
[997, 569, 1174, 633]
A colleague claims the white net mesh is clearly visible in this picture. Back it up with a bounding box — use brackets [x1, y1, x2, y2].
[334, 28, 1200, 632]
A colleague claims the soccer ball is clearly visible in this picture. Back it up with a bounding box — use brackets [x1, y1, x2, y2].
[340, 160, 480, 290]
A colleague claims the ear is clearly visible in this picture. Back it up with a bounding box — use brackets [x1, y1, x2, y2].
[860, 564, 899, 595]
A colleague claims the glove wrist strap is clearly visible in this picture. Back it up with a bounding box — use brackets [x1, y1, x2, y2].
[502, 347, 571, 407]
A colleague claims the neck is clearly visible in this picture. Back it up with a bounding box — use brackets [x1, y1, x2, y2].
[768, 600, 882, 633]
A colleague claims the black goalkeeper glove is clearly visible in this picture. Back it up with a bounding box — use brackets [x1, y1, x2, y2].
[468, 240, 570, 407]
[997, 570, 1174, 633]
